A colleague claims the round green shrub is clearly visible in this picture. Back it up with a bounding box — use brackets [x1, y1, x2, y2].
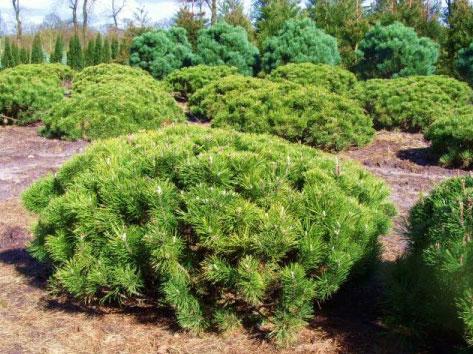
[41, 77, 185, 141]
[425, 106, 473, 168]
[129, 27, 195, 79]
[0, 64, 73, 124]
[388, 177, 473, 346]
[356, 22, 439, 79]
[194, 22, 259, 76]
[355, 75, 473, 131]
[165, 65, 238, 98]
[190, 76, 374, 151]
[455, 42, 473, 87]
[73, 63, 153, 92]
[23, 124, 394, 345]
[189, 74, 270, 119]
[261, 18, 341, 73]
[268, 63, 357, 94]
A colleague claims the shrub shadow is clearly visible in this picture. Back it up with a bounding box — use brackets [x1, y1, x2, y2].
[396, 147, 438, 167]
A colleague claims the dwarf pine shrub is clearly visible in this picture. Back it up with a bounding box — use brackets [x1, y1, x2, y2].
[0, 63, 73, 124]
[425, 106, 473, 168]
[73, 63, 153, 92]
[166, 65, 238, 98]
[41, 76, 184, 140]
[190, 76, 373, 151]
[388, 177, 473, 347]
[268, 63, 357, 94]
[355, 75, 473, 131]
[23, 125, 394, 345]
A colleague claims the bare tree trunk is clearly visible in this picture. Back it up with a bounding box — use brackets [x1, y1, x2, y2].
[111, 0, 126, 29]
[83, 0, 88, 41]
[69, 0, 79, 34]
[12, 0, 21, 40]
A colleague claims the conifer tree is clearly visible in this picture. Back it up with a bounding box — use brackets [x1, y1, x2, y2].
[84, 40, 95, 67]
[11, 42, 20, 66]
[102, 38, 111, 63]
[2, 38, 13, 68]
[31, 33, 44, 63]
[93, 33, 103, 65]
[19, 47, 29, 64]
[67, 34, 84, 70]
[50, 35, 64, 63]
[111, 37, 119, 59]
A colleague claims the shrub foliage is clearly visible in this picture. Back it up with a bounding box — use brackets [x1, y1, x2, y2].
[356, 22, 439, 79]
[165, 64, 238, 97]
[195, 22, 259, 75]
[426, 106, 473, 168]
[388, 177, 473, 346]
[355, 75, 473, 131]
[0, 64, 73, 124]
[261, 18, 341, 73]
[268, 63, 357, 94]
[129, 27, 195, 79]
[455, 42, 473, 87]
[190, 76, 374, 151]
[23, 125, 393, 344]
[41, 73, 184, 140]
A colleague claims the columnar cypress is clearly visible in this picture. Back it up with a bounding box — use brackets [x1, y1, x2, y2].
[84, 40, 95, 67]
[102, 38, 111, 63]
[19, 47, 30, 64]
[31, 33, 44, 64]
[93, 33, 103, 65]
[67, 34, 84, 70]
[2, 38, 13, 68]
[50, 35, 64, 63]
[111, 37, 119, 60]
[11, 42, 20, 66]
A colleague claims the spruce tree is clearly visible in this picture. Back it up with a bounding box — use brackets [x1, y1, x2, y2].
[11, 42, 20, 66]
[111, 37, 119, 59]
[102, 38, 111, 63]
[93, 33, 103, 65]
[2, 38, 13, 68]
[67, 34, 84, 70]
[50, 35, 64, 63]
[20, 47, 30, 64]
[31, 33, 44, 64]
[84, 40, 95, 67]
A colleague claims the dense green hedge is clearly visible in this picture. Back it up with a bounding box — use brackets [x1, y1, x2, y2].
[129, 27, 195, 79]
[388, 177, 473, 347]
[0, 64, 73, 124]
[73, 63, 153, 92]
[190, 76, 373, 151]
[356, 22, 439, 79]
[166, 65, 238, 98]
[355, 75, 473, 131]
[194, 22, 259, 76]
[23, 125, 394, 345]
[426, 106, 473, 168]
[268, 63, 357, 94]
[261, 18, 341, 73]
[41, 76, 184, 140]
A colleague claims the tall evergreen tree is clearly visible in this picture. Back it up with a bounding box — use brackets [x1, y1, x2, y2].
[67, 34, 84, 70]
[174, 7, 207, 48]
[31, 33, 44, 64]
[2, 38, 13, 68]
[20, 47, 30, 64]
[11, 42, 20, 66]
[50, 35, 65, 63]
[111, 37, 120, 59]
[219, 0, 255, 41]
[84, 40, 95, 67]
[102, 38, 111, 63]
[445, 0, 473, 73]
[93, 33, 103, 65]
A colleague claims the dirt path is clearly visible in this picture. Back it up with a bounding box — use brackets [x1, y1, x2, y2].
[0, 127, 466, 353]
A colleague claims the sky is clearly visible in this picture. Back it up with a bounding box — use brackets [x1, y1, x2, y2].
[0, 0, 247, 33]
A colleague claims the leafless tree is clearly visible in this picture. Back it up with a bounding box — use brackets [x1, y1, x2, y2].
[12, 0, 22, 40]
[133, 6, 151, 28]
[203, 0, 217, 24]
[82, 0, 96, 41]
[67, 0, 80, 33]
[111, 0, 126, 29]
